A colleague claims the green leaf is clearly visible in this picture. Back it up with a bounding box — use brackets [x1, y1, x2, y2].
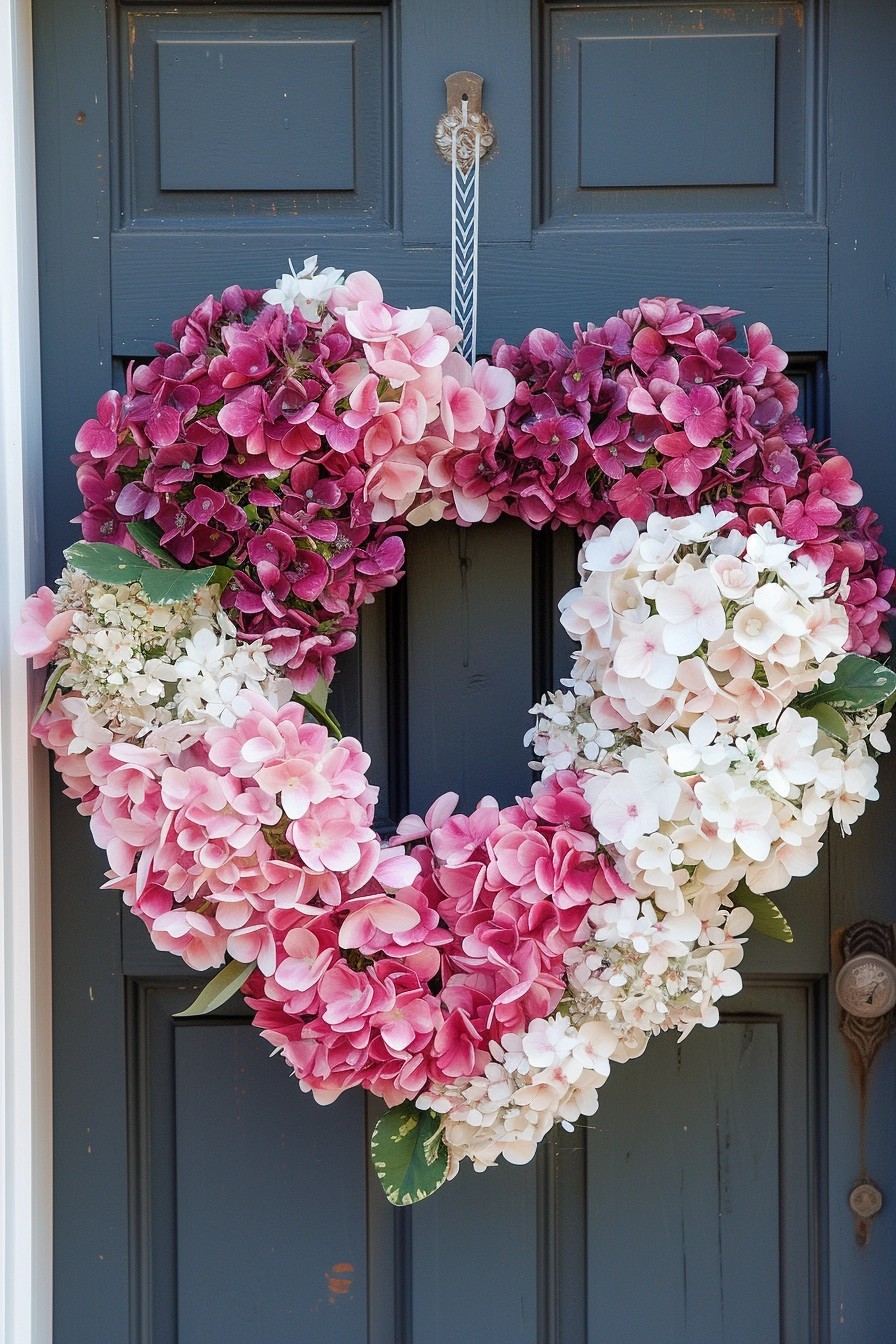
[370, 1102, 449, 1206]
[64, 540, 149, 585]
[797, 700, 850, 745]
[294, 691, 343, 740]
[305, 674, 330, 712]
[210, 565, 235, 593]
[127, 519, 183, 568]
[65, 538, 227, 605]
[140, 564, 219, 605]
[800, 654, 896, 712]
[31, 660, 68, 726]
[732, 885, 793, 943]
[173, 959, 256, 1018]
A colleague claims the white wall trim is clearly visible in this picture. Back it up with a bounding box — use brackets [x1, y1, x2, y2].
[0, 0, 53, 1339]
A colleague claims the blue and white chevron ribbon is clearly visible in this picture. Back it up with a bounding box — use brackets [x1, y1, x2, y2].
[450, 116, 481, 364]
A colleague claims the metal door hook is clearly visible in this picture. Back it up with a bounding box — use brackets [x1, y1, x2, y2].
[435, 71, 495, 174]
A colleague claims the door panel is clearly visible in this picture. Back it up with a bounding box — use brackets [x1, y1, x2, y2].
[543, 4, 808, 213]
[131, 983, 398, 1343]
[582, 985, 817, 1341]
[33, 0, 896, 1339]
[121, 8, 392, 220]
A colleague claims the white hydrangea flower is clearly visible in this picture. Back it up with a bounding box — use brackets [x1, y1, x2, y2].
[526, 510, 889, 920]
[564, 894, 748, 1043]
[263, 255, 345, 320]
[417, 1014, 615, 1172]
[46, 569, 292, 750]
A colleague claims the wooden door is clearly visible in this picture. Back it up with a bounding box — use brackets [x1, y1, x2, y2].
[34, 1, 896, 1339]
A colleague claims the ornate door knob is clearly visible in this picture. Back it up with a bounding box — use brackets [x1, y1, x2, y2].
[835, 951, 896, 1018]
[849, 1181, 884, 1222]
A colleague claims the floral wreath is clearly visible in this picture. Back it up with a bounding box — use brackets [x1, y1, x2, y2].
[18, 258, 895, 1205]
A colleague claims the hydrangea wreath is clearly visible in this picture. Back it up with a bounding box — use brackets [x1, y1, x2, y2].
[18, 258, 896, 1205]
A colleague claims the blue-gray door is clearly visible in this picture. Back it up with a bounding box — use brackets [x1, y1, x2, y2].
[35, 1, 896, 1339]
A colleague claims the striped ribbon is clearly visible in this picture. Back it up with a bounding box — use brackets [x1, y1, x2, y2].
[450, 108, 481, 364]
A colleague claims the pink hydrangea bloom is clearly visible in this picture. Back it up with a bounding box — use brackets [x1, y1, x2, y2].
[14, 588, 74, 668]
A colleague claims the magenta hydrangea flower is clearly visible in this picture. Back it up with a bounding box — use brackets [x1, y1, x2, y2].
[485, 302, 893, 653]
[70, 276, 507, 690]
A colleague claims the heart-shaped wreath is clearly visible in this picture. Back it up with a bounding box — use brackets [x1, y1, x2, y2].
[19, 259, 894, 1204]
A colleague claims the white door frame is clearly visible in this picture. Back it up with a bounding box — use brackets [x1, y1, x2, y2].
[0, 0, 53, 1339]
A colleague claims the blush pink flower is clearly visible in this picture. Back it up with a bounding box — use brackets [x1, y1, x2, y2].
[439, 376, 487, 441]
[586, 775, 659, 849]
[150, 909, 229, 971]
[338, 895, 421, 951]
[431, 1008, 484, 1080]
[318, 962, 390, 1028]
[430, 801, 502, 865]
[287, 797, 376, 872]
[274, 927, 337, 997]
[14, 589, 74, 667]
[343, 301, 433, 345]
[653, 566, 726, 655]
[256, 755, 329, 819]
[227, 922, 278, 976]
[613, 615, 679, 688]
[371, 991, 438, 1053]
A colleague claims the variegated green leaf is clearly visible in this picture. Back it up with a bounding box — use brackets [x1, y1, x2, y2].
[371, 1102, 448, 1206]
[32, 660, 68, 726]
[140, 564, 220, 605]
[800, 654, 896, 712]
[305, 674, 330, 712]
[63, 540, 148, 585]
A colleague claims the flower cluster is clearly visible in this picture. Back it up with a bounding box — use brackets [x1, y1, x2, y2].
[34, 689, 391, 967]
[565, 899, 749, 1041]
[486, 303, 892, 653]
[73, 259, 514, 692]
[16, 570, 291, 754]
[529, 509, 847, 767]
[252, 737, 743, 1171]
[568, 511, 846, 730]
[72, 277, 893, 700]
[418, 1014, 616, 1172]
[245, 769, 625, 1110]
[531, 512, 881, 905]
